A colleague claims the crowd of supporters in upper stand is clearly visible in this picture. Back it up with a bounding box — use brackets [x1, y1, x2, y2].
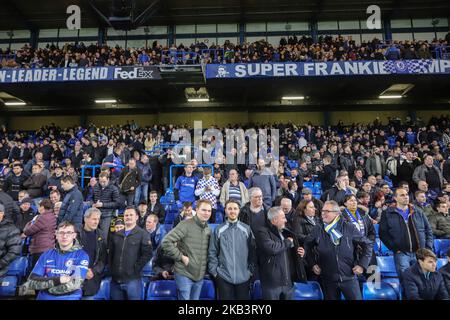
[1, 31, 450, 69]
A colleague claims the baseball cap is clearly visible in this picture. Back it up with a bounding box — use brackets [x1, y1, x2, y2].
[114, 218, 124, 226]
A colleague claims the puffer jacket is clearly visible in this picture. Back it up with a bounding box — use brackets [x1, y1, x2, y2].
[23, 209, 57, 254]
[161, 215, 211, 281]
[0, 219, 22, 277]
[379, 205, 434, 254]
[208, 220, 256, 284]
[93, 182, 121, 218]
[403, 262, 449, 300]
[0, 191, 20, 223]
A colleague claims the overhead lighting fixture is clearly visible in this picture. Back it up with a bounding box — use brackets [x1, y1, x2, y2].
[95, 99, 117, 104]
[4, 101, 26, 106]
[379, 95, 403, 99]
[282, 96, 305, 100]
[187, 98, 209, 102]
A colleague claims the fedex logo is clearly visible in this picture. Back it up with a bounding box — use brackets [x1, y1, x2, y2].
[113, 67, 154, 80]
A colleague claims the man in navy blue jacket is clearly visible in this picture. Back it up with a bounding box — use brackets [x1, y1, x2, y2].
[304, 200, 373, 300]
[403, 248, 449, 300]
[379, 187, 433, 283]
[58, 175, 84, 231]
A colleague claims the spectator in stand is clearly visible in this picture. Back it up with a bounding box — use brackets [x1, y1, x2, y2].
[195, 167, 221, 223]
[303, 200, 372, 300]
[208, 199, 256, 300]
[135, 153, 152, 204]
[57, 175, 84, 231]
[21, 221, 89, 300]
[414, 190, 437, 218]
[5, 163, 28, 201]
[0, 203, 22, 278]
[92, 172, 121, 240]
[23, 199, 57, 267]
[439, 247, 450, 295]
[379, 188, 434, 284]
[15, 197, 36, 233]
[161, 199, 212, 300]
[428, 201, 450, 239]
[413, 155, 444, 194]
[173, 201, 196, 227]
[78, 207, 107, 299]
[220, 168, 249, 207]
[249, 158, 277, 207]
[403, 248, 449, 300]
[119, 158, 142, 206]
[321, 174, 353, 205]
[144, 213, 166, 251]
[109, 206, 152, 300]
[174, 163, 199, 208]
[23, 163, 47, 200]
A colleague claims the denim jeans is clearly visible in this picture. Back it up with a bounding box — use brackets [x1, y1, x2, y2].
[394, 251, 417, 282]
[110, 279, 142, 300]
[174, 273, 204, 300]
[134, 183, 149, 205]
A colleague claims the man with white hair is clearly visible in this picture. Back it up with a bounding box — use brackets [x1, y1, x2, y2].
[303, 200, 373, 300]
[280, 197, 295, 229]
[255, 206, 306, 300]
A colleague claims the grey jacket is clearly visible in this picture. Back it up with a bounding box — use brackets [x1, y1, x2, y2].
[413, 164, 444, 187]
[208, 220, 256, 285]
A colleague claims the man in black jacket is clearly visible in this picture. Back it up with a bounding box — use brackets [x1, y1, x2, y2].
[0, 203, 22, 278]
[147, 191, 166, 223]
[79, 208, 107, 299]
[5, 163, 28, 201]
[321, 174, 353, 206]
[303, 200, 373, 300]
[92, 172, 121, 240]
[0, 187, 20, 223]
[255, 206, 306, 300]
[119, 158, 142, 206]
[109, 206, 152, 300]
[379, 187, 433, 283]
[318, 155, 336, 192]
[403, 248, 449, 300]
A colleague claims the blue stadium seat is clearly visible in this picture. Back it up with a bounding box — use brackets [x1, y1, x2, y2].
[373, 238, 381, 255]
[374, 224, 380, 237]
[7, 256, 29, 278]
[303, 182, 314, 189]
[434, 239, 450, 258]
[383, 277, 402, 300]
[146, 280, 177, 300]
[377, 256, 398, 278]
[362, 282, 398, 300]
[200, 279, 216, 300]
[142, 259, 154, 277]
[293, 281, 324, 300]
[92, 278, 111, 300]
[379, 240, 393, 256]
[437, 258, 448, 270]
[314, 181, 321, 190]
[287, 160, 298, 169]
[251, 280, 262, 300]
[0, 276, 18, 297]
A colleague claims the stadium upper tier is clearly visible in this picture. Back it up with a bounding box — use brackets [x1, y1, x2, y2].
[1, 35, 449, 69]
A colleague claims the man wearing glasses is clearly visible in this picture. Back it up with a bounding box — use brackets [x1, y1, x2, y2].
[303, 200, 373, 300]
[379, 188, 433, 284]
[22, 221, 89, 300]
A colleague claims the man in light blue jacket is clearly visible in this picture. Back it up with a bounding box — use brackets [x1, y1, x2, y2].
[208, 199, 257, 300]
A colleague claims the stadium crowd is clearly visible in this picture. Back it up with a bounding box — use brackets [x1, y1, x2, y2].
[1, 31, 450, 69]
[0, 114, 450, 300]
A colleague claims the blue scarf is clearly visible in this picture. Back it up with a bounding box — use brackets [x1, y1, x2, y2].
[324, 215, 343, 246]
[344, 208, 365, 236]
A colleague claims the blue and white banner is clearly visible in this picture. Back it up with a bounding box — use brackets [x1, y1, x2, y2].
[206, 60, 450, 78]
[0, 66, 161, 83]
